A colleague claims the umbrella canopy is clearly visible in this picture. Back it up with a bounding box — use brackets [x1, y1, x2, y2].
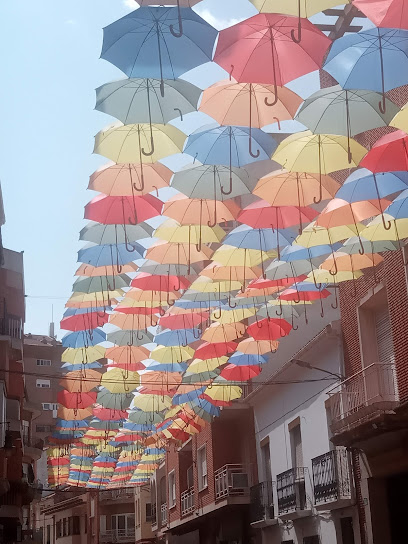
[200, 262, 262, 281]
[105, 345, 150, 365]
[238, 200, 318, 229]
[131, 272, 191, 291]
[162, 195, 240, 226]
[221, 364, 262, 382]
[95, 78, 201, 125]
[80, 223, 154, 245]
[88, 162, 172, 196]
[73, 275, 131, 294]
[352, 0, 408, 30]
[59, 370, 102, 394]
[109, 312, 159, 330]
[250, 0, 349, 16]
[214, 14, 330, 86]
[151, 345, 194, 363]
[101, 369, 140, 393]
[360, 130, 408, 172]
[316, 198, 392, 229]
[78, 243, 144, 267]
[62, 329, 106, 348]
[201, 322, 246, 343]
[320, 251, 383, 273]
[101, 7, 218, 81]
[155, 219, 225, 245]
[61, 312, 109, 332]
[159, 312, 208, 330]
[85, 194, 162, 225]
[75, 263, 138, 277]
[336, 169, 408, 203]
[146, 241, 213, 265]
[237, 337, 279, 354]
[61, 346, 106, 365]
[94, 123, 186, 164]
[247, 318, 292, 340]
[107, 329, 153, 347]
[57, 391, 97, 410]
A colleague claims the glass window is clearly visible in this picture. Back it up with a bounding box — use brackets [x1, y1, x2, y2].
[36, 359, 51, 366]
[36, 379, 51, 388]
[197, 445, 207, 491]
[169, 471, 176, 507]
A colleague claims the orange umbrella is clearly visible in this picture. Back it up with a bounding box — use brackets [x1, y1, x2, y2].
[254, 170, 339, 206]
[317, 198, 392, 229]
[57, 407, 94, 420]
[200, 262, 262, 281]
[89, 162, 172, 196]
[237, 337, 279, 354]
[105, 345, 150, 364]
[162, 194, 240, 227]
[237, 286, 281, 298]
[140, 371, 183, 391]
[200, 81, 302, 128]
[146, 241, 213, 265]
[201, 322, 246, 343]
[59, 370, 102, 393]
[75, 263, 138, 277]
[124, 288, 179, 303]
[320, 251, 383, 273]
[109, 312, 159, 329]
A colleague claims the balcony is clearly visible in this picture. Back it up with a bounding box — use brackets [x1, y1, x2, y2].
[0, 314, 22, 340]
[100, 529, 136, 543]
[23, 436, 44, 462]
[312, 448, 353, 510]
[250, 481, 276, 528]
[150, 502, 157, 529]
[161, 503, 167, 526]
[100, 488, 134, 502]
[214, 464, 250, 502]
[276, 467, 311, 520]
[181, 488, 194, 517]
[328, 362, 399, 436]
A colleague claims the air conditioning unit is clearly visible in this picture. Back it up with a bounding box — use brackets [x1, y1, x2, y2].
[231, 472, 249, 490]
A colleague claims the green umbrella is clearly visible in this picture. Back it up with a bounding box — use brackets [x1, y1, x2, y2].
[107, 330, 154, 347]
[80, 222, 153, 245]
[96, 389, 133, 410]
[95, 78, 202, 125]
[72, 275, 131, 294]
[341, 236, 400, 255]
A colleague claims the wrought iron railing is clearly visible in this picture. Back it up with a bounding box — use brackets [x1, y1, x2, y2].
[312, 448, 352, 505]
[276, 467, 307, 515]
[250, 481, 274, 523]
[100, 488, 134, 501]
[181, 488, 194, 517]
[100, 529, 136, 543]
[161, 503, 167, 526]
[214, 464, 250, 501]
[328, 362, 399, 430]
[0, 314, 22, 339]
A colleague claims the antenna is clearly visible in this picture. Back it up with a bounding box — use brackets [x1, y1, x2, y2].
[49, 304, 55, 339]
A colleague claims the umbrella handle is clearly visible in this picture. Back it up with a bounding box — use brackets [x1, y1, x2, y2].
[320, 295, 325, 318]
[265, 88, 279, 107]
[130, 164, 144, 193]
[248, 86, 260, 158]
[174, 108, 183, 122]
[170, 1, 183, 38]
[249, 137, 260, 159]
[221, 174, 233, 196]
[329, 256, 338, 277]
[291, 0, 302, 43]
[255, 313, 263, 329]
[273, 117, 281, 130]
[276, 298, 283, 316]
[291, 312, 298, 331]
[152, 185, 160, 198]
[357, 234, 365, 255]
[167, 291, 175, 307]
[125, 239, 137, 253]
[193, 327, 201, 340]
[378, 30, 387, 114]
[159, 306, 166, 317]
[137, 329, 144, 341]
[213, 307, 222, 320]
[228, 293, 237, 309]
[128, 211, 138, 226]
[331, 288, 339, 310]
[304, 301, 309, 324]
[229, 65, 234, 81]
[207, 202, 217, 228]
[142, 134, 155, 157]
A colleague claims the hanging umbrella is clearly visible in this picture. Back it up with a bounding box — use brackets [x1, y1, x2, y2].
[57, 391, 97, 410]
[279, 283, 331, 302]
[101, 7, 218, 85]
[109, 312, 159, 330]
[211, 307, 256, 324]
[146, 241, 213, 266]
[220, 364, 262, 382]
[96, 389, 133, 410]
[101, 369, 140, 393]
[162, 194, 240, 228]
[189, 276, 243, 293]
[62, 346, 106, 365]
[238, 200, 318, 229]
[228, 352, 268, 366]
[320, 251, 383, 273]
[201, 322, 246, 343]
[62, 329, 106, 348]
[75, 262, 139, 277]
[237, 337, 278, 354]
[194, 341, 236, 360]
[59, 370, 102, 394]
[361, 212, 408, 242]
[341, 236, 400, 255]
[211, 245, 275, 267]
[254, 169, 339, 207]
[89, 162, 172, 196]
[265, 258, 323, 280]
[201, 381, 242, 406]
[66, 292, 121, 308]
[247, 317, 292, 340]
[353, 0, 408, 30]
[155, 219, 225, 245]
[107, 329, 153, 346]
[296, 222, 366, 247]
[94, 123, 186, 164]
[154, 328, 200, 346]
[151, 345, 194, 363]
[214, 14, 330, 91]
[200, 80, 302, 129]
[78, 243, 144, 267]
[159, 312, 208, 330]
[73, 275, 131, 294]
[61, 362, 102, 372]
[85, 194, 162, 225]
[61, 312, 109, 332]
[131, 394, 172, 412]
[138, 261, 193, 277]
[80, 223, 154, 245]
[95, 78, 201, 125]
[323, 28, 408, 113]
[360, 130, 408, 173]
[131, 272, 191, 291]
[335, 169, 408, 203]
[316, 198, 392, 229]
[184, 125, 278, 169]
[105, 345, 150, 365]
[250, 0, 349, 17]
[200, 262, 262, 281]
[272, 131, 367, 202]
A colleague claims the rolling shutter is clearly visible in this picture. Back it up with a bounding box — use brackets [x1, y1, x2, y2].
[375, 309, 395, 364]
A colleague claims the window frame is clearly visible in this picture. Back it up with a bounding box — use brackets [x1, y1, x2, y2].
[197, 445, 208, 491]
[36, 379, 51, 388]
[36, 359, 52, 366]
[168, 470, 176, 508]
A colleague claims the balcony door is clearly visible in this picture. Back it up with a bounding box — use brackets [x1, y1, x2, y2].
[374, 308, 395, 365]
[261, 441, 272, 483]
[112, 514, 135, 535]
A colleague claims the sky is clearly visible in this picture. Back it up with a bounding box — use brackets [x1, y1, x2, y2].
[0, 0, 257, 338]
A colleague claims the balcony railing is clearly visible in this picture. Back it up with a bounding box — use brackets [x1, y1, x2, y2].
[181, 488, 195, 517]
[161, 503, 167, 525]
[150, 502, 157, 528]
[100, 529, 136, 543]
[0, 314, 22, 339]
[100, 488, 134, 501]
[312, 448, 352, 506]
[276, 467, 307, 515]
[328, 362, 399, 432]
[250, 481, 274, 523]
[214, 464, 250, 501]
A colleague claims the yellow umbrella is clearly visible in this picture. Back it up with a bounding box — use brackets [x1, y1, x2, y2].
[391, 105, 408, 132]
[202, 383, 242, 404]
[146, 241, 213, 264]
[185, 357, 228, 375]
[200, 262, 262, 281]
[201, 322, 246, 343]
[101, 369, 140, 393]
[94, 123, 186, 164]
[250, 0, 349, 16]
[61, 346, 106, 364]
[117, 297, 168, 308]
[66, 291, 122, 308]
[211, 307, 256, 324]
[189, 277, 243, 293]
[307, 269, 363, 284]
[151, 345, 194, 363]
[212, 246, 276, 266]
[131, 394, 172, 412]
[361, 215, 408, 242]
[237, 337, 279, 354]
[296, 221, 366, 247]
[155, 219, 225, 244]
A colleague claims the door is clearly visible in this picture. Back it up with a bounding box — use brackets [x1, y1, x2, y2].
[340, 517, 355, 544]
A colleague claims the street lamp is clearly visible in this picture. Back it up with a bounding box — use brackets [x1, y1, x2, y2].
[292, 359, 344, 381]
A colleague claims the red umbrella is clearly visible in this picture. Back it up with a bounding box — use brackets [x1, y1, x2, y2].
[353, 0, 408, 29]
[93, 406, 129, 420]
[279, 287, 331, 302]
[115, 306, 162, 315]
[112, 433, 144, 442]
[194, 341, 237, 360]
[247, 275, 307, 289]
[131, 273, 191, 291]
[159, 312, 209, 330]
[57, 391, 97, 410]
[48, 458, 70, 466]
[214, 14, 330, 94]
[247, 318, 292, 340]
[107, 361, 146, 372]
[84, 194, 162, 225]
[60, 312, 109, 331]
[238, 200, 318, 229]
[360, 130, 408, 173]
[220, 364, 262, 382]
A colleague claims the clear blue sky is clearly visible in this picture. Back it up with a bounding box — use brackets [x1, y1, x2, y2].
[0, 0, 256, 338]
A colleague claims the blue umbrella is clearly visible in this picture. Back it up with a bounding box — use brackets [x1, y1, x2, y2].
[146, 360, 188, 373]
[78, 242, 145, 267]
[153, 328, 200, 346]
[62, 329, 107, 348]
[63, 306, 112, 317]
[145, 448, 166, 456]
[336, 169, 408, 203]
[101, 7, 218, 93]
[228, 352, 268, 366]
[173, 387, 206, 405]
[68, 472, 90, 482]
[61, 362, 103, 372]
[225, 224, 297, 251]
[184, 126, 278, 168]
[56, 419, 89, 429]
[280, 244, 340, 263]
[123, 421, 157, 432]
[383, 189, 408, 218]
[189, 398, 220, 418]
[174, 298, 227, 309]
[324, 28, 408, 112]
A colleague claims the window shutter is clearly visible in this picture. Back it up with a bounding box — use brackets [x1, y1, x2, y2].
[375, 309, 395, 364]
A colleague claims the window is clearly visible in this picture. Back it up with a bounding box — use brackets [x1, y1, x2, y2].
[169, 470, 176, 507]
[145, 503, 153, 522]
[36, 379, 50, 388]
[197, 445, 207, 491]
[70, 516, 80, 536]
[112, 514, 135, 534]
[289, 420, 303, 469]
[46, 525, 51, 544]
[37, 359, 51, 366]
[42, 403, 58, 411]
[56, 521, 61, 539]
[374, 308, 395, 364]
[36, 425, 52, 433]
[187, 465, 194, 490]
[63, 518, 69, 537]
[261, 440, 272, 482]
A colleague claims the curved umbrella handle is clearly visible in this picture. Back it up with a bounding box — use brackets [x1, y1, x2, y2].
[313, 140, 323, 204]
[291, 312, 298, 331]
[291, 8, 302, 43]
[221, 174, 233, 196]
[265, 84, 279, 107]
[130, 163, 145, 193]
[276, 298, 283, 316]
[255, 313, 263, 329]
[329, 255, 338, 277]
[170, 0, 183, 38]
[125, 238, 137, 253]
[174, 108, 183, 122]
[249, 137, 260, 159]
[357, 233, 365, 256]
[207, 201, 217, 228]
[167, 291, 175, 307]
[331, 284, 339, 310]
[137, 329, 144, 341]
[248, 84, 260, 158]
[378, 30, 387, 114]
[228, 293, 237, 309]
[128, 211, 138, 226]
[213, 306, 222, 320]
[142, 134, 155, 157]
[273, 117, 281, 130]
[159, 306, 166, 317]
[229, 65, 234, 81]
[320, 295, 325, 318]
